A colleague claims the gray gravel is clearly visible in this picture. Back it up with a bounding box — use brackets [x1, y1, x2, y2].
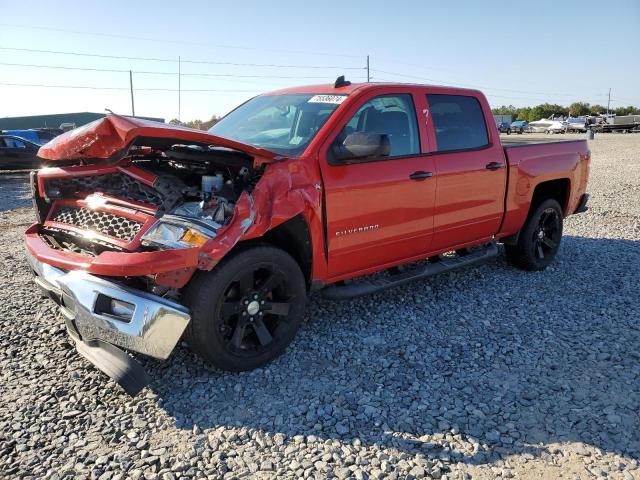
[1, 133, 639, 479]
[0, 172, 32, 211]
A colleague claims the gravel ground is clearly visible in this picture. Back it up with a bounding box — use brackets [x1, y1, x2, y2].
[1, 133, 639, 479]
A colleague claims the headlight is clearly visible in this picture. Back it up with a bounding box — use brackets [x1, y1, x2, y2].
[142, 216, 215, 249]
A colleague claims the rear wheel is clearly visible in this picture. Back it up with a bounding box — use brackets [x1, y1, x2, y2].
[505, 199, 563, 271]
[183, 245, 307, 371]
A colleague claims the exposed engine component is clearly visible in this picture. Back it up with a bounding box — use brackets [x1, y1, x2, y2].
[36, 145, 264, 256]
[172, 197, 234, 227]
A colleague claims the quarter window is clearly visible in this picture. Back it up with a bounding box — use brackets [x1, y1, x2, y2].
[427, 94, 489, 152]
[341, 94, 419, 157]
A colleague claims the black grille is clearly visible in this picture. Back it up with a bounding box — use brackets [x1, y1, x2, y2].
[51, 206, 143, 242]
[47, 173, 163, 206]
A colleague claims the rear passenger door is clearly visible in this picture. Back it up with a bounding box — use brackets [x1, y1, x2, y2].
[425, 93, 507, 250]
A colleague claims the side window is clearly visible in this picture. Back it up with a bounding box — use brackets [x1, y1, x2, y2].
[427, 94, 489, 152]
[341, 94, 419, 157]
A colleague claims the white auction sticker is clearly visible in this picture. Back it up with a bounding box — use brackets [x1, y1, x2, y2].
[308, 95, 347, 105]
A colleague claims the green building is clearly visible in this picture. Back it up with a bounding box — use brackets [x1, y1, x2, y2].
[0, 112, 164, 130]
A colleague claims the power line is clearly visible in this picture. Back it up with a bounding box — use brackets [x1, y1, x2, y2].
[0, 81, 260, 93]
[371, 69, 575, 97]
[0, 47, 363, 70]
[0, 61, 134, 74]
[0, 61, 340, 79]
[0, 23, 364, 59]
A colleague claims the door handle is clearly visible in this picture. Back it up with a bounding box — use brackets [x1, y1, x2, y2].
[409, 171, 433, 180]
[485, 162, 504, 170]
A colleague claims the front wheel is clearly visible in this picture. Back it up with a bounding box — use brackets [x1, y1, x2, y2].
[505, 199, 563, 271]
[183, 245, 307, 371]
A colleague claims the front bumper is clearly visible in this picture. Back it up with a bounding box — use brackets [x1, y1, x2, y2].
[26, 249, 191, 394]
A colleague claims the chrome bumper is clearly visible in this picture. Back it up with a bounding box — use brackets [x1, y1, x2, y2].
[26, 250, 190, 360]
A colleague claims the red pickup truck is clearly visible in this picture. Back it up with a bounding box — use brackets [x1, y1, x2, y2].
[26, 78, 590, 394]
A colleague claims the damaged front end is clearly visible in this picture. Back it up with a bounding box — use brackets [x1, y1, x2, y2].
[26, 114, 317, 395]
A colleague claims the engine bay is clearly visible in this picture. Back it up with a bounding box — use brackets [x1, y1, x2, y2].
[35, 144, 264, 256]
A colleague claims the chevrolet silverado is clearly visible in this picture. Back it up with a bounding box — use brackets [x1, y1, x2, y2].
[25, 78, 590, 394]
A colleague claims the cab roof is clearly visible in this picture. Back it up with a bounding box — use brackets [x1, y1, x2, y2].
[264, 82, 483, 98]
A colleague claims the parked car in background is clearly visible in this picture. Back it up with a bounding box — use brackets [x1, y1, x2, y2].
[509, 120, 529, 134]
[566, 118, 587, 132]
[1, 128, 63, 145]
[33, 128, 64, 143]
[497, 122, 511, 134]
[0, 135, 42, 169]
[528, 119, 567, 134]
[510, 120, 528, 134]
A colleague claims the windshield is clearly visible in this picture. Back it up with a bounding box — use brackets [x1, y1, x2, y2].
[208, 93, 346, 156]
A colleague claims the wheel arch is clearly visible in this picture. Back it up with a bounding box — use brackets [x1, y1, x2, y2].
[232, 215, 313, 290]
[502, 178, 569, 246]
[531, 178, 571, 214]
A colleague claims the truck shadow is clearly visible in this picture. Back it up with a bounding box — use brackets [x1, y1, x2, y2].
[147, 235, 640, 467]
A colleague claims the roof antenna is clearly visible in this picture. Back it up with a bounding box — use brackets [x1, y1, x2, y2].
[105, 108, 114, 114]
[334, 75, 351, 88]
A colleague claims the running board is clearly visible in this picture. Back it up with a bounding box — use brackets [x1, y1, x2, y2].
[322, 242, 498, 300]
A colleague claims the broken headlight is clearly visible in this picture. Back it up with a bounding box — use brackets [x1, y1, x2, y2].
[141, 215, 215, 249]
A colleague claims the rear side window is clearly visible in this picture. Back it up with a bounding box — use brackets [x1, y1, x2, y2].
[427, 94, 489, 152]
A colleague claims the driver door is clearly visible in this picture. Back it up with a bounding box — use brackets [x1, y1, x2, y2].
[318, 91, 436, 278]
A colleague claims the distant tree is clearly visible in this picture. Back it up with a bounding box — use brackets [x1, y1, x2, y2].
[589, 105, 606, 115]
[201, 116, 221, 130]
[528, 103, 568, 121]
[491, 105, 517, 116]
[515, 107, 531, 121]
[613, 106, 640, 116]
[166, 116, 220, 130]
[569, 102, 590, 117]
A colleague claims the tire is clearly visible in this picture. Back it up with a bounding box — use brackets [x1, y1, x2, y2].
[183, 244, 307, 371]
[505, 198, 563, 271]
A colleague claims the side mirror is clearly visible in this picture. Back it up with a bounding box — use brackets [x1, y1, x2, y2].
[332, 132, 390, 163]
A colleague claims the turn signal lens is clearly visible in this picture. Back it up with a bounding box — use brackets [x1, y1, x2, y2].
[180, 229, 209, 247]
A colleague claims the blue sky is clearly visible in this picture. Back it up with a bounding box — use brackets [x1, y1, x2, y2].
[1, 0, 638, 121]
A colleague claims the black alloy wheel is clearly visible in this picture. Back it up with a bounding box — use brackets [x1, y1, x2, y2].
[219, 265, 293, 356]
[184, 245, 306, 371]
[505, 198, 564, 271]
[532, 207, 561, 261]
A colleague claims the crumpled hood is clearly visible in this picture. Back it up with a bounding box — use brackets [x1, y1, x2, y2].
[38, 114, 280, 161]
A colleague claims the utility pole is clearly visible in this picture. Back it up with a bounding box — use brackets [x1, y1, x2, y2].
[129, 70, 135, 116]
[607, 88, 611, 116]
[366, 55, 370, 82]
[178, 56, 181, 122]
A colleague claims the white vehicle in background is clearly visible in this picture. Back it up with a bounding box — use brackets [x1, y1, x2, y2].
[566, 118, 587, 132]
[528, 119, 567, 134]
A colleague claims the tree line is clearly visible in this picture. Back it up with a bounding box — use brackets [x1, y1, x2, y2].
[168, 115, 221, 130]
[492, 102, 640, 122]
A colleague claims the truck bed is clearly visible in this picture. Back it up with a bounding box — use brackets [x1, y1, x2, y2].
[498, 137, 590, 238]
